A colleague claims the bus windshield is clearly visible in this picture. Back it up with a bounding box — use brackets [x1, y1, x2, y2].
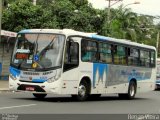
[11, 33, 65, 70]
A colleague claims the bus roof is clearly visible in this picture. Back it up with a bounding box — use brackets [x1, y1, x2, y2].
[18, 29, 97, 36]
[18, 29, 156, 50]
[90, 34, 156, 50]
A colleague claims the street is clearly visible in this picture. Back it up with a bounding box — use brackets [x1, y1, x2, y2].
[0, 90, 160, 114]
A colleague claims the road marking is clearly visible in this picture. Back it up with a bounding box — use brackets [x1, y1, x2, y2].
[0, 104, 37, 110]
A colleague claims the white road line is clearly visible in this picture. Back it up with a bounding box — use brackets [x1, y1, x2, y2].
[0, 104, 37, 110]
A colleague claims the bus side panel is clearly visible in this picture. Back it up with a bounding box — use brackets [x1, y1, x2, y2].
[91, 63, 155, 94]
[61, 67, 79, 94]
[79, 62, 106, 94]
[136, 68, 156, 92]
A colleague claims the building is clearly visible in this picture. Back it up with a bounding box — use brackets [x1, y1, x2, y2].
[0, 30, 17, 80]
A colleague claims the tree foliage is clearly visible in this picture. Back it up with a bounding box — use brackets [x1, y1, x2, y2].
[2, 0, 58, 32]
[2, 0, 159, 48]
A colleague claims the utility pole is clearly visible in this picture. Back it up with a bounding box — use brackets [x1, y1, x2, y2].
[107, 0, 111, 25]
[106, 0, 123, 24]
[106, 0, 123, 35]
[157, 32, 160, 56]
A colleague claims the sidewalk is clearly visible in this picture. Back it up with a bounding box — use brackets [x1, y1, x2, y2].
[0, 80, 9, 91]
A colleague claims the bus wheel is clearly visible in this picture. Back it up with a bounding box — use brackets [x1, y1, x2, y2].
[128, 81, 136, 99]
[73, 80, 89, 101]
[33, 93, 47, 99]
[119, 81, 136, 100]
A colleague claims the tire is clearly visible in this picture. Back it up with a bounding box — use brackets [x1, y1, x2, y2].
[72, 80, 90, 101]
[119, 81, 136, 100]
[33, 93, 47, 99]
[128, 81, 136, 99]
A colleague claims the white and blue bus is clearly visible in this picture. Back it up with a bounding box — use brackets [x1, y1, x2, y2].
[9, 29, 156, 101]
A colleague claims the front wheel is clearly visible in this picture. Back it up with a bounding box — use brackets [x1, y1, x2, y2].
[72, 80, 90, 101]
[33, 93, 47, 99]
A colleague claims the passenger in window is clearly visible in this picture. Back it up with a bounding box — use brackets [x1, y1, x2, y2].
[82, 47, 97, 62]
[82, 51, 92, 61]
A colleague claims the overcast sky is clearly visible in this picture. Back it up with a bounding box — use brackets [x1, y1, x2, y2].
[88, 0, 160, 17]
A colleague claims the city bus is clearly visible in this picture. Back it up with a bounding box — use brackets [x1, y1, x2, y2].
[9, 29, 156, 101]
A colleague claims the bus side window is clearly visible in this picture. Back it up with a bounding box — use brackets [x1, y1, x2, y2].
[140, 50, 150, 67]
[81, 40, 98, 62]
[150, 51, 155, 67]
[113, 45, 126, 65]
[128, 48, 139, 66]
[99, 42, 112, 63]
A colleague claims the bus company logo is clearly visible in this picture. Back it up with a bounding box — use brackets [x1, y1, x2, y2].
[23, 71, 39, 76]
[2, 114, 18, 120]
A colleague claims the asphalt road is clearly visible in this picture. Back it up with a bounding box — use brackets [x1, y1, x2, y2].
[0, 90, 160, 114]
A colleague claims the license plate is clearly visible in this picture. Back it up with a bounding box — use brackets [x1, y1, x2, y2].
[26, 86, 35, 91]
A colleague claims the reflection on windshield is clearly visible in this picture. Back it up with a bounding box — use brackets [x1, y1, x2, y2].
[11, 33, 65, 70]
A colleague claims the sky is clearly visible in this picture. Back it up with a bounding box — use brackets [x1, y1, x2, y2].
[88, 0, 160, 17]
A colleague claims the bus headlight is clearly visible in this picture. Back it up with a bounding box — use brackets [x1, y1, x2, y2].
[47, 70, 61, 83]
[9, 74, 17, 80]
[47, 77, 56, 83]
[47, 75, 60, 83]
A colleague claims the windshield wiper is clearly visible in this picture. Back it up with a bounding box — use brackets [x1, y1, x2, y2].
[38, 36, 56, 56]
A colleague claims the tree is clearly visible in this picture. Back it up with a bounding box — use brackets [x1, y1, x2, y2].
[2, 0, 58, 32]
[108, 5, 138, 41]
[2, 0, 158, 49]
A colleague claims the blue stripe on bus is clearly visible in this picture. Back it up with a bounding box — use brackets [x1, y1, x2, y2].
[19, 29, 32, 34]
[9, 66, 21, 77]
[93, 63, 108, 88]
[90, 34, 113, 41]
[32, 79, 46, 83]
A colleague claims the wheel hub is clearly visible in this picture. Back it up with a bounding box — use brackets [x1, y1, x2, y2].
[78, 85, 86, 97]
[130, 85, 135, 96]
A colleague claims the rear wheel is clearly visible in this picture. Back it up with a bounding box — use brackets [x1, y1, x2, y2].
[33, 93, 47, 99]
[119, 81, 136, 100]
[72, 80, 90, 101]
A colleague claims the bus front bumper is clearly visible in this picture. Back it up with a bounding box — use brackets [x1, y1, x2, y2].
[9, 78, 61, 94]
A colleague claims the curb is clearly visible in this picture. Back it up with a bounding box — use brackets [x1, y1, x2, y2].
[0, 88, 9, 90]
[0, 88, 10, 92]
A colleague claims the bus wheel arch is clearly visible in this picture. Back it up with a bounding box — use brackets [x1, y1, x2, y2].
[72, 76, 91, 101]
[80, 76, 91, 94]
